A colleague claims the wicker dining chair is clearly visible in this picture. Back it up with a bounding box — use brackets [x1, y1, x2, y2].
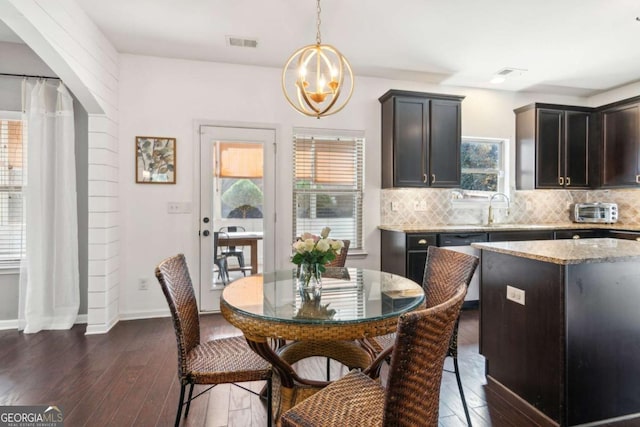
[280, 280, 468, 427]
[325, 239, 350, 268]
[371, 246, 479, 426]
[155, 254, 272, 427]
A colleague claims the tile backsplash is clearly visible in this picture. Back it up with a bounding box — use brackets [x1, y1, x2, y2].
[380, 188, 640, 226]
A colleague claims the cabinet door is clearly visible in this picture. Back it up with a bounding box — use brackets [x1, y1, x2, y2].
[429, 99, 461, 187]
[602, 103, 640, 187]
[393, 97, 428, 187]
[406, 250, 428, 284]
[565, 111, 590, 188]
[536, 109, 563, 188]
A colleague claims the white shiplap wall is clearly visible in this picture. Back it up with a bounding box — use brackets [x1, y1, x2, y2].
[0, 0, 120, 334]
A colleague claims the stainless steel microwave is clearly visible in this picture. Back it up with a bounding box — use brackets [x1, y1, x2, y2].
[574, 202, 618, 223]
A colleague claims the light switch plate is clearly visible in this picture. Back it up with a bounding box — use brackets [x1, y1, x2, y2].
[167, 202, 192, 214]
[506, 285, 525, 305]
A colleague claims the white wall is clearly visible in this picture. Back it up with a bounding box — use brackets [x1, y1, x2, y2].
[1, 0, 120, 333]
[117, 53, 590, 317]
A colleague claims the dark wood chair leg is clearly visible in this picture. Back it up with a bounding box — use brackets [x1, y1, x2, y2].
[454, 357, 472, 426]
[175, 383, 186, 427]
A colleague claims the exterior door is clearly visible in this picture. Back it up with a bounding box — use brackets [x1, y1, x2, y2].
[199, 125, 276, 312]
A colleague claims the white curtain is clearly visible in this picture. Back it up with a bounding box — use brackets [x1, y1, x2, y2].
[18, 80, 79, 333]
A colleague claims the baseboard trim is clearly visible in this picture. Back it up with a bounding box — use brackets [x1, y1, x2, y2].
[0, 314, 89, 331]
[118, 309, 171, 321]
[0, 319, 18, 330]
[486, 375, 558, 427]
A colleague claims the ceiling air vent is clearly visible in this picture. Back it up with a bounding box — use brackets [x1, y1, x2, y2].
[226, 36, 258, 48]
[490, 67, 527, 84]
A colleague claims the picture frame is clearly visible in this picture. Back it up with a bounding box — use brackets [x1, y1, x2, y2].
[135, 136, 176, 184]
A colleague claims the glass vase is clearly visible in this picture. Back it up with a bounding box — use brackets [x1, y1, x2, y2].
[297, 262, 322, 291]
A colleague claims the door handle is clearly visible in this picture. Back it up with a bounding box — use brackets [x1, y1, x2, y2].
[202, 230, 210, 237]
[203, 217, 210, 223]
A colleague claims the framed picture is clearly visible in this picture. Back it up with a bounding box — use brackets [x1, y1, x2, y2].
[135, 136, 176, 184]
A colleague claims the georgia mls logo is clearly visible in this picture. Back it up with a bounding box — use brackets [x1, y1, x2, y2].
[0, 405, 63, 427]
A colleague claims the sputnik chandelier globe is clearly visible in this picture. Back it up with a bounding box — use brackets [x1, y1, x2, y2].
[281, 0, 354, 119]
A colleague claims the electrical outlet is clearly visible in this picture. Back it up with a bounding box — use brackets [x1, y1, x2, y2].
[138, 278, 149, 290]
[525, 201, 533, 211]
[506, 285, 525, 305]
[413, 200, 428, 211]
[391, 201, 399, 212]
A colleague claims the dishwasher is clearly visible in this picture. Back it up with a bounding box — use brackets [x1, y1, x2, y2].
[438, 233, 488, 304]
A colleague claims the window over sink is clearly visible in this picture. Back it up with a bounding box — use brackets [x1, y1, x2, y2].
[455, 136, 508, 202]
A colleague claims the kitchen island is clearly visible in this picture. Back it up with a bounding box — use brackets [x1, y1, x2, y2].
[472, 238, 640, 427]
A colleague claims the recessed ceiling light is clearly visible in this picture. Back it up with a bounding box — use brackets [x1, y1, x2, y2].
[490, 76, 506, 84]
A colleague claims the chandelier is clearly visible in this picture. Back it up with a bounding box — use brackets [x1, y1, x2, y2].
[281, 0, 354, 119]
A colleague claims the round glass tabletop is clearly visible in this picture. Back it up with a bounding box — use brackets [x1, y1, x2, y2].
[221, 267, 425, 325]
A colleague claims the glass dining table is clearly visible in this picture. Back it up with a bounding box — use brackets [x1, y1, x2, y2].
[220, 267, 425, 420]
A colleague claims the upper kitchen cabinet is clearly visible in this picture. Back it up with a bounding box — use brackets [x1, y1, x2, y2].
[600, 98, 640, 187]
[380, 90, 464, 188]
[515, 103, 593, 190]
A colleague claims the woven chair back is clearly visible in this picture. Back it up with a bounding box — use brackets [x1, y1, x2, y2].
[384, 282, 467, 426]
[422, 246, 479, 308]
[325, 239, 350, 267]
[155, 254, 201, 380]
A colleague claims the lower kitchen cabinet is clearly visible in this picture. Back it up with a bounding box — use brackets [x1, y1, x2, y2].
[380, 230, 436, 284]
[554, 229, 604, 239]
[607, 230, 640, 241]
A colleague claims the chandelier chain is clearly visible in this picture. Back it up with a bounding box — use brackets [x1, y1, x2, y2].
[316, 0, 322, 44]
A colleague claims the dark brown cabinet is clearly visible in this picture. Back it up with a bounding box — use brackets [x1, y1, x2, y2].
[554, 229, 603, 239]
[380, 90, 464, 188]
[488, 230, 555, 241]
[380, 230, 436, 284]
[515, 103, 592, 189]
[600, 101, 640, 187]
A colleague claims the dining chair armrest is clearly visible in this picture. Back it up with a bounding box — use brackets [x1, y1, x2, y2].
[363, 344, 394, 379]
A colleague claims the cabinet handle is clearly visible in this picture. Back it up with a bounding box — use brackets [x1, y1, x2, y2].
[566, 176, 571, 186]
[423, 174, 427, 183]
[636, 175, 640, 184]
[559, 176, 564, 185]
[431, 174, 436, 184]
[572, 234, 580, 239]
[636, 237, 640, 242]
[418, 239, 428, 245]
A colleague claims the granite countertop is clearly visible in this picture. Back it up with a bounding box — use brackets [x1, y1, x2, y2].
[378, 223, 640, 233]
[471, 238, 640, 265]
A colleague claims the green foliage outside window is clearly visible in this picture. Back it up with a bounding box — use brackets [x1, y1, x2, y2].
[221, 179, 263, 218]
[460, 140, 501, 192]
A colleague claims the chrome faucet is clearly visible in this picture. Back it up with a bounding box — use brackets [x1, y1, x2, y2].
[488, 193, 510, 225]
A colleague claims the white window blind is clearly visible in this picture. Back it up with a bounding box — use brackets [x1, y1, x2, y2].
[0, 116, 25, 266]
[293, 129, 364, 250]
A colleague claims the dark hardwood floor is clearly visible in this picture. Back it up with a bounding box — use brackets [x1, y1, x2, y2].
[0, 309, 525, 426]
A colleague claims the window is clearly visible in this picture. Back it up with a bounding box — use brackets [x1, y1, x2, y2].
[215, 141, 264, 219]
[0, 113, 25, 266]
[460, 137, 507, 195]
[293, 129, 364, 250]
